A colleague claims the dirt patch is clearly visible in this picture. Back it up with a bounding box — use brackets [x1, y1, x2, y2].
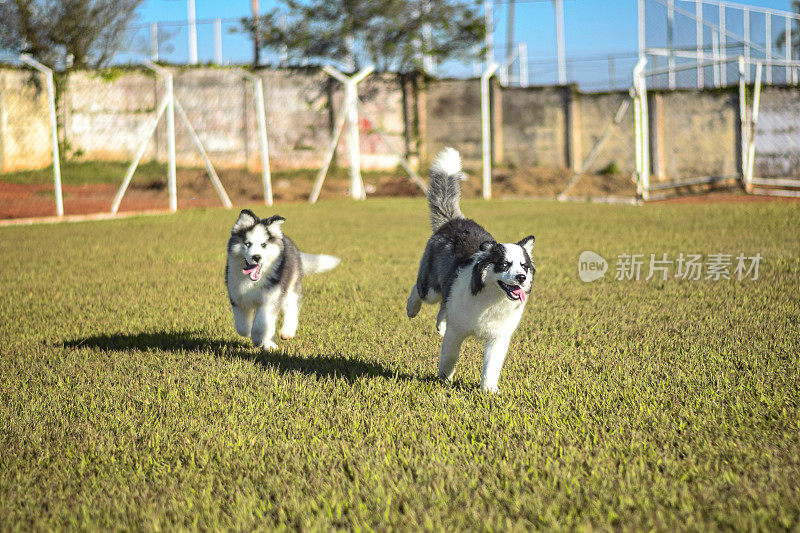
[1, 166, 795, 220]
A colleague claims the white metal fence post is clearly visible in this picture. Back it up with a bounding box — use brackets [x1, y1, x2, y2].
[519, 43, 529, 87]
[111, 94, 170, 214]
[345, 81, 362, 199]
[696, 0, 704, 88]
[187, 0, 198, 65]
[668, 0, 676, 89]
[633, 58, 649, 200]
[481, 62, 499, 200]
[150, 23, 159, 62]
[554, 0, 567, 85]
[484, 0, 494, 68]
[738, 56, 747, 180]
[745, 62, 762, 192]
[322, 65, 374, 201]
[214, 19, 223, 65]
[638, 0, 646, 62]
[787, 17, 793, 83]
[719, 5, 726, 82]
[239, 69, 274, 205]
[165, 72, 177, 212]
[19, 55, 62, 217]
[744, 8, 750, 82]
[251, 76, 273, 206]
[766, 15, 772, 84]
[712, 31, 720, 87]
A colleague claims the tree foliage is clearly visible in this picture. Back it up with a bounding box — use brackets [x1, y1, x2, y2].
[775, 0, 800, 60]
[0, 0, 144, 69]
[245, 0, 485, 73]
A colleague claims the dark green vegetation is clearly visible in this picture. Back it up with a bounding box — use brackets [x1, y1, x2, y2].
[1, 199, 798, 530]
[0, 161, 169, 186]
[0, 160, 393, 186]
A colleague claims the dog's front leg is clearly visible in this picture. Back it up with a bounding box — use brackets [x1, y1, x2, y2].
[406, 284, 422, 318]
[251, 304, 278, 350]
[435, 304, 447, 336]
[232, 305, 254, 337]
[480, 336, 511, 393]
[438, 328, 466, 382]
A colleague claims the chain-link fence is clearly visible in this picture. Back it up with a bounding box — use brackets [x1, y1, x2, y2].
[644, 0, 800, 89]
[0, 56, 62, 219]
[0, 67, 52, 174]
[747, 84, 800, 197]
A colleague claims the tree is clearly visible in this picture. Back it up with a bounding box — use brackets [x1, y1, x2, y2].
[246, 0, 485, 74]
[0, 0, 145, 69]
[775, 1, 800, 61]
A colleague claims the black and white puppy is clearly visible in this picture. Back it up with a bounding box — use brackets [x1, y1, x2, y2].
[226, 210, 340, 350]
[407, 148, 535, 392]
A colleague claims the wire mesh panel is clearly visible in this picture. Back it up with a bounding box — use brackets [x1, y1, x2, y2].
[0, 66, 57, 218]
[0, 68, 52, 174]
[644, 0, 800, 89]
[258, 69, 338, 171]
[173, 69, 253, 169]
[650, 85, 739, 181]
[64, 70, 161, 164]
[750, 86, 800, 193]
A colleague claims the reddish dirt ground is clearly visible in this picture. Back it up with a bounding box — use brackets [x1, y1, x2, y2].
[1, 167, 796, 221]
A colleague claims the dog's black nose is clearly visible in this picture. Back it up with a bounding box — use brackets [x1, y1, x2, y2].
[515, 274, 526, 284]
[251, 255, 261, 263]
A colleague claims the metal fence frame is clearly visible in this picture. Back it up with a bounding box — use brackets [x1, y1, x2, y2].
[19, 54, 63, 216]
[640, 0, 800, 90]
[744, 60, 800, 197]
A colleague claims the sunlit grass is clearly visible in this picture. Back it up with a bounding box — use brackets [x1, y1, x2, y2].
[1, 199, 798, 529]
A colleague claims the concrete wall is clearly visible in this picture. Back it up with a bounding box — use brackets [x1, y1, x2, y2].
[500, 86, 569, 168]
[257, 69, 333, 170]
[576, 91, 636, 175]
[652, 90, 739, 180]
[423, 79, 483, 165]
[65, 71, 159, 163]
[2, 65, 795, 184]
[0, 70, 52, 172]
[56, 67, 408, 171]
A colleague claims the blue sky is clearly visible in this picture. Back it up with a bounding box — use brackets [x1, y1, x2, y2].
[131, 0, 796, 85]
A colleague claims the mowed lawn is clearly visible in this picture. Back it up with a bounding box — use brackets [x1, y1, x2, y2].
[1, 198, 798, 530]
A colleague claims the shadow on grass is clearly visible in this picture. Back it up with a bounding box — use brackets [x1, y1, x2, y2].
[61, 330, 452, 386]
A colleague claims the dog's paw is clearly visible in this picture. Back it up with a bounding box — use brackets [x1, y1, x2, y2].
[262, 340, 279, 351]
[406, 297, 422, 318]
[279, 333, 295, 341]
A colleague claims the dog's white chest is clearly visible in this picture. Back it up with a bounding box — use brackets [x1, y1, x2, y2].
[447, 273, 524, 339]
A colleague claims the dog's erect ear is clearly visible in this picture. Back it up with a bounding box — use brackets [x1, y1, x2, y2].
[262, 215, 286, 237]
[479, 240, 494, 252]
[232, 209, 258, 233]
[517, 235, 535, 256]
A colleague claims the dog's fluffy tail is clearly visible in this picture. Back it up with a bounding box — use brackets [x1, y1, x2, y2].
[427, 147, 465, 232]
[301, 253, 341, 275]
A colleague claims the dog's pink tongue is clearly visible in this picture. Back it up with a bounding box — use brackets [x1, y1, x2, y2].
[242, 263, 262, 281]
[512, 286, 527, 303]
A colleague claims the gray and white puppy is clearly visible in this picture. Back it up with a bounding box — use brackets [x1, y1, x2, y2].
[407, 148, 535, 393]
[226, 209, 340, 350]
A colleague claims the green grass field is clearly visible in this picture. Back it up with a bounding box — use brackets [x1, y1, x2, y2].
[1, 199, 798, 530]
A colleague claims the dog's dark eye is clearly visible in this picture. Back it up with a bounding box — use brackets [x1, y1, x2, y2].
[503, 261, 511, 270]
[261, 242, 267, 248]
[521, 264, 529, 272]
[245, 241, 252, 248]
